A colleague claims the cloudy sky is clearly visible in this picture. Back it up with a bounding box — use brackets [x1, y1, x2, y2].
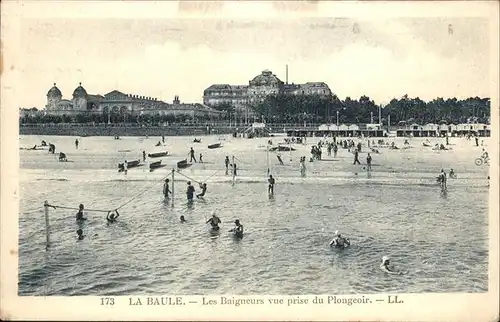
[3, 1, 497, 108]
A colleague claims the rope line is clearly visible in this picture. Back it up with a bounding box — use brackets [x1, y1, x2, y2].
[114, 173, 169, 210]
[176, 170, 200, 184]
[46, 204, 110, 213]
[175, 167, 222, 184]
[48, 172, 170, 213]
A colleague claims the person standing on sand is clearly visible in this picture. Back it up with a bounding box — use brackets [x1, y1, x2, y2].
[189, 147, 197, 163]
[143, 151, 146, 162]
[353, 149, 361, 165]
[225, 156, 230, 175]
[124, 160, 128, 175]
[366, 153, 372, 172]
[75, 139, 79, 149]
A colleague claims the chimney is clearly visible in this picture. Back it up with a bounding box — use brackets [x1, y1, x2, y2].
[286, 64, 288, 85]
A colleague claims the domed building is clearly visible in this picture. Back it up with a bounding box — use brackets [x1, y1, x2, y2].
[248, 70, 284, 104]
[46, 83, 62, 108]
[72, 82, 88, 110]
[203, 68, 333, 118]
[42, 82, 223, 120]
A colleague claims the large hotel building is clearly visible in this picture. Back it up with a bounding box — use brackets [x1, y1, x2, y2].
[203, 68, 333, 116]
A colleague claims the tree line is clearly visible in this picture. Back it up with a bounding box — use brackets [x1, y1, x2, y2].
[248, 94, 490, 125]
[20, 94, 490, 125]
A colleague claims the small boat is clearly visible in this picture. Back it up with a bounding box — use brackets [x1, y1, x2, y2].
[118, 159, 141, 172]
[422, 142, 431, 147]
[148, 151, 168, 158]
[177, 159, 192, 169]
[208, 143, 221, 149]
[149, 160, 165, 171]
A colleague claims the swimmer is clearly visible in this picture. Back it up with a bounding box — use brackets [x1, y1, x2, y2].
[106, 210, 120, 223]
[76, 204, 87, 222]
[439, 169, 447, 190]
[206, 210, 221, 230]
[268, 175, 275, 195]
[329, 230, 350, 248]
[449, 169, 456, 179]
[180, 215, 186, 223]
[380, 256, 404, 275]
[197, 183, 207, 198]
[186, 181, 195, 202]
[163, 178, 171, 199]
[229, 219, 244, 238]
[76, 229, 85, 240]
[232, 162, 237, 176]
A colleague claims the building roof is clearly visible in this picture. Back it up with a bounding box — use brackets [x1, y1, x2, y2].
[205, 84, 232, 90]
[249, 70, 283, 87]
[47, 83, 62, 97]
[72, 83, 88, 97]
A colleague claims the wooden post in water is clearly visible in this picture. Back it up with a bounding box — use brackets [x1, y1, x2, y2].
[232, 155, 236, 186]
[171, 169, 175, 208]
[44, 200, 50, 249]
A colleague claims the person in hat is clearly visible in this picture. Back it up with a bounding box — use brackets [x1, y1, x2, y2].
[229, 219, 244, 238]
[206, 210, 221, 230]
[163, 178, 171, 199]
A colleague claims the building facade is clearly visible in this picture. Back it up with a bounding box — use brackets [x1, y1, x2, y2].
[44, 83, 224, 119]
[203, 69, 333, 114]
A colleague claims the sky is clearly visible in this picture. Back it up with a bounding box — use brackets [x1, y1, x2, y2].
[4, 2, 496, 109]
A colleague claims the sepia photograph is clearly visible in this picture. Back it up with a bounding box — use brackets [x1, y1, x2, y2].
[1, 1, 499, 321]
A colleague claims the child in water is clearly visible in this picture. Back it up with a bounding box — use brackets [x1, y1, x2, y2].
[106, 210, 120, 223]
[76, 204, 87, 222]
[76, 229, 85, 240]
[229, 219, 244, 238]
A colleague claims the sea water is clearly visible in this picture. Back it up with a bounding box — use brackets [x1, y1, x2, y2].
[18, 134, 490, 295]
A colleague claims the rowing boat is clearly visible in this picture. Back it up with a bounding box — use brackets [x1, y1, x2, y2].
[118, 159, 141, 171]
[148, 151, 168, 158]
[149, 160, 164, 170]
[177, 159, 192, 169]
[208, 143, 221, 149]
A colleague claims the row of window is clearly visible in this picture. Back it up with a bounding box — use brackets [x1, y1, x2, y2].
[205, 89, 330, 96]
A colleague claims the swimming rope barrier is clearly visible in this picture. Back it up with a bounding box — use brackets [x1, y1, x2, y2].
[46, 172, 171, 214]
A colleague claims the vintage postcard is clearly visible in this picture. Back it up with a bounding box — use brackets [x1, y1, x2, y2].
[1, 0, 499, 321]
